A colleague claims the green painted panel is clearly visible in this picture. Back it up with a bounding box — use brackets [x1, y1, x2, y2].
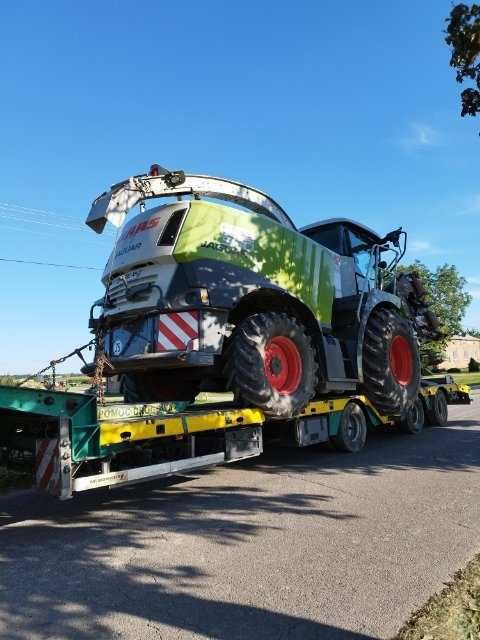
[328, 412, 342, 436]
[174, 201, 335, 324]
[364, 406, 383, 428]
[0, 385, 100, 462]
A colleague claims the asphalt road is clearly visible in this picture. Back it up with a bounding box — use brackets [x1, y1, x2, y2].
[1, 394, 479, 640]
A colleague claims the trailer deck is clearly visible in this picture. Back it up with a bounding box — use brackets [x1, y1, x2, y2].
[0, 380, 471, 500]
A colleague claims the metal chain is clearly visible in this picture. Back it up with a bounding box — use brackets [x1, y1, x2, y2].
[16, 212, 122, 398]
[50, 361, 56, 389]
[16, 339, 96, 388]
[92, 329, 111, 405]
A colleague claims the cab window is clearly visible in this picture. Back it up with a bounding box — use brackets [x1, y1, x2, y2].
[302, 225, 347, 255]
[346, 228, 375, 291]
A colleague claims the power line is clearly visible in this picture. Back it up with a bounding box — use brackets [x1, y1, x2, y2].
[0, 201, 81, 222]
[0, 209, 94, 233]
[0, 202, 116, 236]
[0, 221, 113, 247]
[0, 257, 102, 271]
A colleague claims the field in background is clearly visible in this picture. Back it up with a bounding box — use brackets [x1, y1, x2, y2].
[426, 371, 480, 387]
[452, 372, 480, 386]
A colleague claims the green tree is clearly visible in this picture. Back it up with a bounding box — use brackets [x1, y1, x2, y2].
[399, 261, 473, 371]
[464, 327, 480, 337]
[468, 356, 480, 371]
[445, 4, 480, 130]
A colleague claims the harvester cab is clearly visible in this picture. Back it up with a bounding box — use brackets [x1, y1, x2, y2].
[84, 166, 440, 419]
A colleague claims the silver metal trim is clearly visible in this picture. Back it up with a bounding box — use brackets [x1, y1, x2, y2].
[58, 416, 73, 501]
[72, 452, 226, 492]
[86, 173, 295, 233]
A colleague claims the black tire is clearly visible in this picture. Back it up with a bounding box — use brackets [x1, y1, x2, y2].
[399, 397, 424, 434]
[227, 312, 318, 418]
[425, 389, 448, 427]
[332, 402, 367, 452]
[362, 307, 421, 416]
[120, 373, 200, 404]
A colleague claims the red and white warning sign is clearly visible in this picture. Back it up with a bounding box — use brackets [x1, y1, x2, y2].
[35, 439, 60, 495]
[157, 311, 199, 351]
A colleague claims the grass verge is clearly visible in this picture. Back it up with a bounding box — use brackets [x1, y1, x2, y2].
[396, 553, 480, 640]
[452, 372, 480, 387]
[425, 372, 480, 387]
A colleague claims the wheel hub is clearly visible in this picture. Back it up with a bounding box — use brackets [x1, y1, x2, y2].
[264, 336, 302, 395]
[269, 357, 283, 375]
[389, 335, 414, 386]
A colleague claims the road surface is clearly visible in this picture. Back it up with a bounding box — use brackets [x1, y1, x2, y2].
[0, 394, 479, 639]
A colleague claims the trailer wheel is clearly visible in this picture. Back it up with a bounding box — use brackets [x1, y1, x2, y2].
[227, 312, 318, 418]
[399, 397, 424, 434]
[332, 402, 367, 452]
[362, 307, 420, 416]
[120, 373, 200, 404]
[425, 389, 448, 427]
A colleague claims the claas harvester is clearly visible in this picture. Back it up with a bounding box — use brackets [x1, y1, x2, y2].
[84, 165, 442, 419]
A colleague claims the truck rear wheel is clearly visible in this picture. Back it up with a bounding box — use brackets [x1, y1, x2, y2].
[331, 401, 367, 452]
[399, 397, 424, 434]
[120, 373, 200, 404]
[362, 307, 420, 416]
[227, 312, 318, 418]
[425, 389, 448, 427]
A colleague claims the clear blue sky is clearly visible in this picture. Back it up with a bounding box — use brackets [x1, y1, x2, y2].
[1, 1, 479, 373]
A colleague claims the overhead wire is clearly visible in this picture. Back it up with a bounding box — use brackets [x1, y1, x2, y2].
[0, 219, 113, 247]
[0, 201, 117, 236]
[0, 200, 124, 270]
[0, 257, 102, 270]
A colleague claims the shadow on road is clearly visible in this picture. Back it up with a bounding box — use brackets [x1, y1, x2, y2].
[246, 419, 480, 478]
[0, 409, 477, 638]
[0, 481, 369, 639]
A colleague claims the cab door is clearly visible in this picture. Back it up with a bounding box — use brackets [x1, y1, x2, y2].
[344, 227, 376, 294]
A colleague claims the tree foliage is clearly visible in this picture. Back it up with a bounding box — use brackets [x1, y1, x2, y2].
[400, 261, 472, 335]
[399, 261, 472, 371]
[445, 4, 480, 128]
[460, 327, 480, 337]
[468, 356, 480, 371]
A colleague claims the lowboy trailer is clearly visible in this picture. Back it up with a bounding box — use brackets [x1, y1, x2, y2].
[0, 379, 470, 500]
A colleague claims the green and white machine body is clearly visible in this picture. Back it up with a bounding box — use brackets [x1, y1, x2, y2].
[85, 168, 402, 392]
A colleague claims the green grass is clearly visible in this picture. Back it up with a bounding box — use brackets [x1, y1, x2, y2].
[396, 553, 480, 640]
[425, 372, 480, 387]
[451, 372, 480, 387]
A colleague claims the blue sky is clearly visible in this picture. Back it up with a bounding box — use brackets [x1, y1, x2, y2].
[0, 1, 479, 373]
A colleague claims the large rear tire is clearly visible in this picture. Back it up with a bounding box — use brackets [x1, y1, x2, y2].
[227, 312, 318, 418]
[120, 373, 200, 404]
[362, 307, 420, 416]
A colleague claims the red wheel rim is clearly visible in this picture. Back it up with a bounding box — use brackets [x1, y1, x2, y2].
[389, 335, 413, 386]
[264, 336, 302, 394]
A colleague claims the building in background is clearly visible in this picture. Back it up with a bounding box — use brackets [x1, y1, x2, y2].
[440, 335, 480, 370]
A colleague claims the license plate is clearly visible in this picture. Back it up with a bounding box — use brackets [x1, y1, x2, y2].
[108, 317, 155, 358]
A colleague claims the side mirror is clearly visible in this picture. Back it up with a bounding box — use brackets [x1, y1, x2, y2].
[378, 260, 388, 269]
[381, 227, 402, 247]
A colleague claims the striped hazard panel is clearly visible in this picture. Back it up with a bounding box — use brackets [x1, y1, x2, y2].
[35, 439, 60, 495]
[157, 311, 199, 351]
